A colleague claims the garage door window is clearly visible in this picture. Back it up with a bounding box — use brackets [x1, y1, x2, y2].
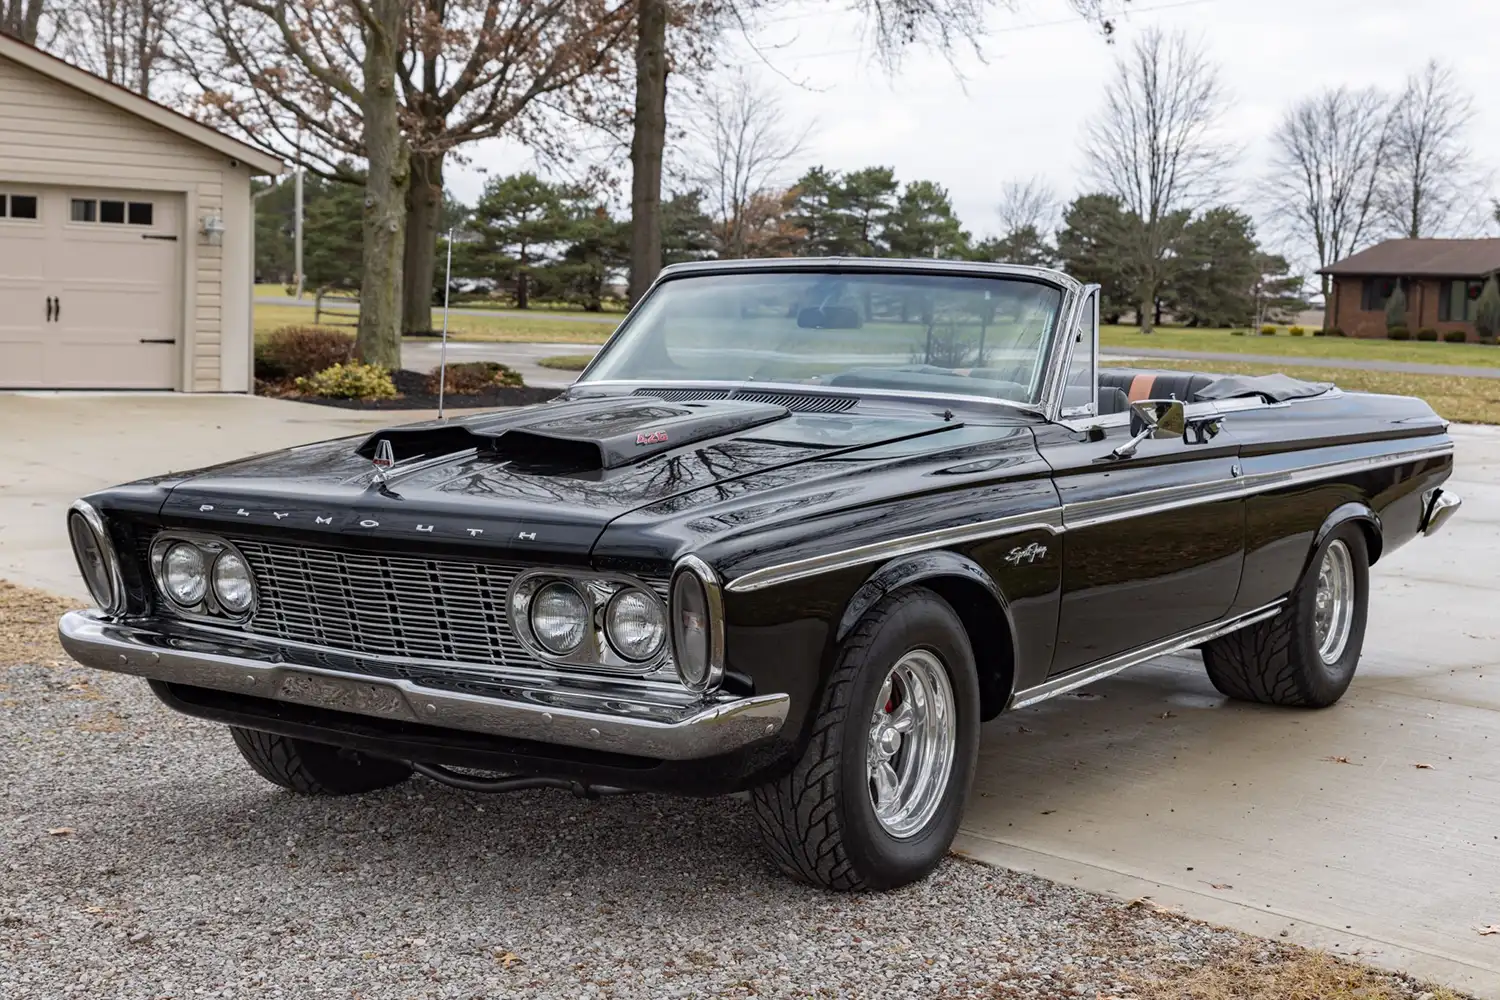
[0, 193, 39, 220]
[71, 198, 155, 226]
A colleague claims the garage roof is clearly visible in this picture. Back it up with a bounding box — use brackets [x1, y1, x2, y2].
[0, 33, 283, 176]
[1318, 238, 1500, 277]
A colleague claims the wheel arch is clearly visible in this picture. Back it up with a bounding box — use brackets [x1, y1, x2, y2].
[835, 551, 1016, 722]
[1309, 502, 1383, 572]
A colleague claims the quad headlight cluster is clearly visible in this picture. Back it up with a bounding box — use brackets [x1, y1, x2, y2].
[149, 532, 257, 619]
[509, 571, 669, 671]
[508, 559, 723, 691]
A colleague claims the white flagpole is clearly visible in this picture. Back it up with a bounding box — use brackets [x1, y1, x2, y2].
[437, 227, 454, 421]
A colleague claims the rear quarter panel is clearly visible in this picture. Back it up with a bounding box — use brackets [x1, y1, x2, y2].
[1227, 390, 1453, 615]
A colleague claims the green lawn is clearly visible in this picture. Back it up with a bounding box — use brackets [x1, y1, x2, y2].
[1102, 325, 1499, 368]
[1104, 357, 1500, 425]
[537, 354, 596, 371]
[253, 303, 618, 345]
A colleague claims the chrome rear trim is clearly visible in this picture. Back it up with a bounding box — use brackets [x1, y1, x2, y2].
[58, 611, 786, 761]
[1421, 488, 1462, 537]
[1008, 600, 1287, 710]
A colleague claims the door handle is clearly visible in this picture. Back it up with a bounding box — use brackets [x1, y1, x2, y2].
[138, 338, 177, 344]
[45, 296, 54, 322]
[54, 297, 60, 322]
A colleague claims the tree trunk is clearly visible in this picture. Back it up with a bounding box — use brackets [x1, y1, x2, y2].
[0, 0, 43, 43]
[355, 0, 409, 370]
[517, 247, 530, 310]
[402, 149, 444, 335]
[628, 0, 668, 304]
[1138, 298, 1155, 334]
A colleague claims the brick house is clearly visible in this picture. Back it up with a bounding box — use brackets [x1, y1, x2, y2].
[1319, 239, 1500, 340]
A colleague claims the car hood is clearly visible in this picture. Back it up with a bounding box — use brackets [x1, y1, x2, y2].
[158, 396, 969, 559]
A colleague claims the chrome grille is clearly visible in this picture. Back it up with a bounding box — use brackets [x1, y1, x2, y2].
[632, 387, 858, 413]
[231, 538, 667, 674]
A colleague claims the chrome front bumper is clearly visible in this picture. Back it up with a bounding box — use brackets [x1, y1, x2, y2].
[1422, 487, 1462, 537]
[58, 611, 788, 761]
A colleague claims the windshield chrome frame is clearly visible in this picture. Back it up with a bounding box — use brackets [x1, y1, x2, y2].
[574, 257, 1086, 418]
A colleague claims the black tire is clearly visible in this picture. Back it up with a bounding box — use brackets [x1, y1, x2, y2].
[749, 588, 980, 891]
[229, 727, 412, 795]
[1202, 524, 1370, 708]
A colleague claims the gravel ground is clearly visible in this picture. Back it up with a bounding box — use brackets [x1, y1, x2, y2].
[0, 582, 1470, 1000]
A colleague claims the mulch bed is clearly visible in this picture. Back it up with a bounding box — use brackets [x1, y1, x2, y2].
[257, 369, 564, 410]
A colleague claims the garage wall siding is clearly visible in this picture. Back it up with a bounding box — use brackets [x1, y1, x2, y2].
[0, 53, 254, 391]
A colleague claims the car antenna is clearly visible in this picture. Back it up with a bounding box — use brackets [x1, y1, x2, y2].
[437, 227, 455, 423]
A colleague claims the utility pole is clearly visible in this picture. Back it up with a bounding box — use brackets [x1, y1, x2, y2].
[293, 123, 305, 299]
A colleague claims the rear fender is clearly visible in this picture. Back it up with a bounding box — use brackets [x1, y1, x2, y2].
[1306, 502, 1383, 574]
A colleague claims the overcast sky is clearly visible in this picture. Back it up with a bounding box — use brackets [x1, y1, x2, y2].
[446, 0, 1500, 259]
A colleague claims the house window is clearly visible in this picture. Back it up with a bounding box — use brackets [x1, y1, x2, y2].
[1361, 277, 1399, 311]
[70, 197, 156, 226]
[1439, 280, 1484, 323]
[0, 193, 38, 220]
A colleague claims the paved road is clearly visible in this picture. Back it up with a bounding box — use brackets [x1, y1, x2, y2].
[401, 340, 596, 389]
[1103, 345, 1500, 378]
[2, 394, 1496, 995]
[257, 295, 621, 325]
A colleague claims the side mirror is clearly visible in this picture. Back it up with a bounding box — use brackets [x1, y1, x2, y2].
[1128, 399, 1187, 439]
[1114, 399, 1187, 459]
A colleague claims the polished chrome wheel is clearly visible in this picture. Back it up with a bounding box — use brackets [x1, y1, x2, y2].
[1314, 539, 1355, 664]
[867, 649, 956, 839]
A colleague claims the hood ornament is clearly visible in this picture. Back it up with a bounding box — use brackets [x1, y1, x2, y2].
[371, 438, 396, 486]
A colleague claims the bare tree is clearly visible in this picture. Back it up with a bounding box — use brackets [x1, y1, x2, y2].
[1084, 27, 1233, 333]
[1380, 60, 1475, 238]
[184, 0, 409, 367]
[996, 177, 1058, 238]
[626, 0, 1131, 300]
[182, 1, 632, 355]
[1265, 87, 1390, 307]
[48, 0, 178, 98]
[688, 72, 805, 258]
[0, 0, 44, 42]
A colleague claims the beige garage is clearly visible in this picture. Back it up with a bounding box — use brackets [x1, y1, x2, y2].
[0, 34, 281, 391]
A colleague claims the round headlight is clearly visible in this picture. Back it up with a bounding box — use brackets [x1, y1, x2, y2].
[68, 512, 115, 611]
[212, 550, 255, 614]
[162, 542, 207, 606]
[530, 582, 589, 655]
[671, 571, 712, 689]
[605, 588, 666, 661]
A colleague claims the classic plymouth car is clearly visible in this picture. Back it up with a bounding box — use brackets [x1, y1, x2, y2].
[60, 258, 1460, 891]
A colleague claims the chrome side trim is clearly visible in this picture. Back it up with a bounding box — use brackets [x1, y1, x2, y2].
[1421, 488, 1462, 537]
[57, 611, 787, 761]
[723, 508, 1065, 594]
[723, 442, 1453, 593]
[1008, 600, 1287, 710]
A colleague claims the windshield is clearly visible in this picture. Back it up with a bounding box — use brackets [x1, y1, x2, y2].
[581, 270, 1065, 405]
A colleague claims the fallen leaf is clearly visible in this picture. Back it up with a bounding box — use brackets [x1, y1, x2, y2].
[1159, 711, 1177, 719]
[46, 827, 74, 836]
[1017, 725, 1034, 734]
[1412, 763, 1433, 770]
[1478, 925, 1500, 936]
[1201, 881, 1233, 890]
[1040, 810, 1056, 815]
[1323, 755, 1352, 765]
[496, 951, 522, 968]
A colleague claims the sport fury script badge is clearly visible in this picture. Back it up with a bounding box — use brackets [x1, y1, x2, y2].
[636, 430, 669, 446]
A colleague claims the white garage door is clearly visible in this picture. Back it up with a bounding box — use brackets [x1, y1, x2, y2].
[0, 186, 181, 389]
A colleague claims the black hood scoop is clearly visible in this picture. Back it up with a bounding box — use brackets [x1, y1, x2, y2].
[356, 397, 791, 474]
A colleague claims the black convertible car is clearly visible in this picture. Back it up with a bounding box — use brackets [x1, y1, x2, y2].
[60, 258, 1460, 890]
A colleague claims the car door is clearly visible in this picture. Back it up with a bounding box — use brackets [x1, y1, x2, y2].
[1033, 292, 1246, 676]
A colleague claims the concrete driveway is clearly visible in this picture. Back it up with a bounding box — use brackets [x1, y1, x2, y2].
[2, 391, 1496, 994]
[0, 393, 436, 598]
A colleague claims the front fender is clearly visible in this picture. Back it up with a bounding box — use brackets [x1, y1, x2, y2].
[836, 550, 1020, 720]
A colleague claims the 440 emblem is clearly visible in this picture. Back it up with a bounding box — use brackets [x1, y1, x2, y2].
[636, 430, 669, 446]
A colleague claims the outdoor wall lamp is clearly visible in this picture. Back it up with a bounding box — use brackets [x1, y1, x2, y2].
[200, 214, 225, 246]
